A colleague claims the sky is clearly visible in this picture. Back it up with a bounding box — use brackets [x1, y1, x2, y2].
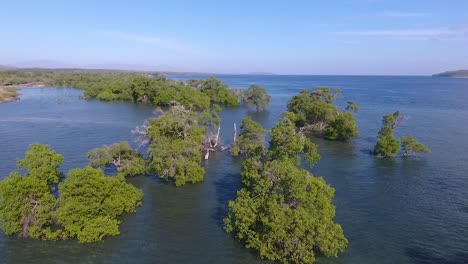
[0, 0, 467, 75]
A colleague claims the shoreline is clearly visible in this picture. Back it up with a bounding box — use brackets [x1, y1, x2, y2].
[1, 83, 46, 89]
[0, 83, 50, 103]
[0, 96, 19, 104]
[0, 86, 20, 104]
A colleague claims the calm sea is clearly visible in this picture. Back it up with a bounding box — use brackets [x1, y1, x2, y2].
[0, 75, 467, 264]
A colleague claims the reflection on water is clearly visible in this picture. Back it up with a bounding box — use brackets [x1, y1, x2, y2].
[1, 75, 468, 264]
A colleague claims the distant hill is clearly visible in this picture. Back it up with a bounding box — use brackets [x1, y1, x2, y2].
[8, 60, 166, 72]
[433, 70, 468, 78]
[0, 65, 16, 70]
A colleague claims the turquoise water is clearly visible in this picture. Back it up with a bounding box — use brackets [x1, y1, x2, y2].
[0, 75, 468, 263]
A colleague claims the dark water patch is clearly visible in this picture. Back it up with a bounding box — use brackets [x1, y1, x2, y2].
[459, 206, 468, 214]
[406, 247, 468, 264]
[212, 171, 242, 228]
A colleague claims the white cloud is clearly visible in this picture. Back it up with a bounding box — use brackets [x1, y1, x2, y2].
[377, 11, 432, 18]
[336, 27, 468, 40]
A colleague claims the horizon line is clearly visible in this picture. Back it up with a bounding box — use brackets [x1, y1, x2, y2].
[1, 65, 458, 77]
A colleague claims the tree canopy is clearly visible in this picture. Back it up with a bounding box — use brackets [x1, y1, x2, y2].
[186, 77, 239, 106]
[400, 135, 431, 157]
[0, 171, 57, 238]
[231, 117, 266, 156]
[269, 116, 320, 166]
[326, 112, 359, 141]
[147, 104, 207, 186]
[56, 166, 142, 243]
[345, 101, 359, 112]
[0, 71, 245, 110]
[373, 111, 430, 158]
[373, 111, 402, 158]
[0, 144, 142, 243]
[287, 87, 359, 141]
[16, 143, 64, 184]
[225, 115, 347, 264]
[87, 141, 146, 177]
[238, 84, 271, 111]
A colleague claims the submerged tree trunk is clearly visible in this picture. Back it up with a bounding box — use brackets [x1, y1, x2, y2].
[203, 126, 224, 160]
[20, 199, 39, 237]
[213, 127, 220, 148]
[233, 122, 237, 143]
[112, 154, 122, 169]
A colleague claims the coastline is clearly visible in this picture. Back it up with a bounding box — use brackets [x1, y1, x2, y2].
[0, 97, 19, 104]
[0, 86, 21, 104]
[0, 84, 49, 103]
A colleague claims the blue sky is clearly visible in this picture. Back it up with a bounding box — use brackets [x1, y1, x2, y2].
[1, 0, 467, 75]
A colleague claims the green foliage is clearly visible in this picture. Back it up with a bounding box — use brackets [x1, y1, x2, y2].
[373, 111, 403, 158]
[231, 117, 266, 156]
[153, 83, 211, 110]
[187, 77, 239, 106]
[310, 87, 341, 104]
[287, 88, 358, 141]
[0, 87, 19, 102]
[326, 112, 359, 141]
[75, 74, 212, 110]
[0, 144, 142, 243]
[0, 71, 249, 110]
[147, 105, 206, 186]
[287, 89, 315, 126]
[382, 110, 401, 130]
[56, 167, 142, 243]
[225, 116, 347, 264]
[373, 111, 430, 158]
[197, 107, 221, 128]
[345, 101, 359, 112]
[0, 172, 56, 237]
[269, 116, 320, 166]
[400, 135, 430, 157]
[0, 144, 61, 237]
[374, 134, 400, 158]
[239, 84, 271, 111]
[87, 141, 146, 177]
[17, 143, 64, 184]
[225, 161, 347, 264]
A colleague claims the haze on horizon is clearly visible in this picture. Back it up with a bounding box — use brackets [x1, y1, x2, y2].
[1, 0, 467, 75]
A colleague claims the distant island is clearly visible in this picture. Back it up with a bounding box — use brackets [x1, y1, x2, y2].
[433, 70, 468, 78]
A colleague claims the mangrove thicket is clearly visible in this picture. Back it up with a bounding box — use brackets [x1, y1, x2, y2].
[287, 87, 359, 141]
[225, 116, 347, 264]
[0, 144, 142, 243]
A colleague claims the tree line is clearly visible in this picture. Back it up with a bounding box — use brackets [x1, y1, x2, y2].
[0, 70, 270, 111]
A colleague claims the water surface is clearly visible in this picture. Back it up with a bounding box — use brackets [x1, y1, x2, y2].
[1, 75, 468, 264]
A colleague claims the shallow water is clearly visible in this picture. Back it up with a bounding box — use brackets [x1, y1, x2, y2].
[0, 75, 467, 264]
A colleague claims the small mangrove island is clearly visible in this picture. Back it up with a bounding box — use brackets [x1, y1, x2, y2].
[433, 69, 468, 78]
